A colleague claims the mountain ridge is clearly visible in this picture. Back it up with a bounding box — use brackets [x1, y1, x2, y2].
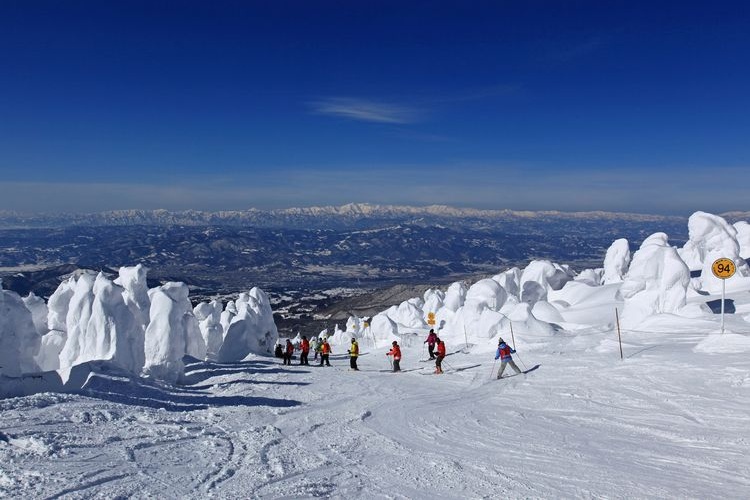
[0, 203, 686, 229]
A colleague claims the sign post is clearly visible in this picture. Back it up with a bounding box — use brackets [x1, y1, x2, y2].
[427, 312, 436, 328]
[711, 258, 736, 334]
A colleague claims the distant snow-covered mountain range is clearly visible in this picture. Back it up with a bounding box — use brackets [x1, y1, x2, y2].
[0, 204, 693, 309]
[0, 203, 685, 229]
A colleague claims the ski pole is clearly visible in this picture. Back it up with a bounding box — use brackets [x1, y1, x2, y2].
[490, 359, 497, 379]
[514, 353, 528, 371]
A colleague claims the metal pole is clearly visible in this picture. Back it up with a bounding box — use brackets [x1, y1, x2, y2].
[615, 307, 623, 361]
[510, 322, 516, 350]
[721, 279, 726, 334]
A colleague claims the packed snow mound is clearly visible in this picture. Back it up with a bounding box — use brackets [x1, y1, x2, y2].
[422, 289, 445, 318]
[86, 273, 144, 373]
[492, 267, 521, 299]
[602, 238, 631, 284]
[531, 300, 565, 324]
[59, 272, 97, 370]
[143, 282, 200, 383]
[694, 333, 750, 354]
[465, 279, 508, 313]
[443, 281, 467, 312]
[327, 323, 351, 347]
[356, 267, 559, 351]
[115, 264, 150, 342]
[734, 221, 750, 259]
[368, 313, 399, 347]
[574, 268, 602, 286]
[1, 266, 278, 389]
[23, 293, 49, 338]
[194, 300, 224, 360]
[620, 233, 691, 328]
[520, 260, 574, 305]
[216, 288, 277, 362]
[47, 276, 75, 332]
[679, 212, 750, 292]
[1, 288, 41, 377]
[55, 272, 148, 374]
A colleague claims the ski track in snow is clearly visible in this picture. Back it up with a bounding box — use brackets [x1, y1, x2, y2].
[2, 330, 750, 499]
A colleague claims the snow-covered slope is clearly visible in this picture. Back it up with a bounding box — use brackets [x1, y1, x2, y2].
[1, 210, 749, 498]
[1, 323, 749, 498]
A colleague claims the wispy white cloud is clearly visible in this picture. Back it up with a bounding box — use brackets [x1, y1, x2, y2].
[310, 97, 420, 124]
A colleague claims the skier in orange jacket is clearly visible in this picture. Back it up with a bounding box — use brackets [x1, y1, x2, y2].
[319, 339, 332, 367]
[386, 341, 402, 372]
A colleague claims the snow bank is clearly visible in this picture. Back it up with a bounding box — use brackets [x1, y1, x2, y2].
[443, 281, 467, 311]
[23, 293, 48, 338]
[694, 333, 750, 354]
[194, 300, 224, 360]
[620, 233, 691, 328]
[0, 288, 41, 377]
[520, 260, 573, 305]
[1, 265, 278, 393]
[369, 313, 399, 347]
[143, 282, 206, 383]
[357, 267, 559, 350]
[59, 272, 96, 370]
[602, 238, 630, 284]
[216, 288, 277, 362]
[734, 221, 750, 260]
[493, 268, 521, 299]
[679, 212, 750, 292]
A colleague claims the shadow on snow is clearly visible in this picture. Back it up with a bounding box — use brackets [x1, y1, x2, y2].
[76, 356, 304, 412]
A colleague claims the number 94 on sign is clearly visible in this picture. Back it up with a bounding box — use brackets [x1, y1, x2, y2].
[711, 258, 736, 279]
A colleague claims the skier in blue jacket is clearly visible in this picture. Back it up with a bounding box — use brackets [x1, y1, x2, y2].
[495, 338, 522, 379]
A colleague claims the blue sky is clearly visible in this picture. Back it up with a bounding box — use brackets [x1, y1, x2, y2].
[1, 1, 748, 214]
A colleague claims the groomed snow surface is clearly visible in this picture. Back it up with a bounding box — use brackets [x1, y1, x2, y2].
[1, 328, 749, 499]
[1, 211, 750, 498]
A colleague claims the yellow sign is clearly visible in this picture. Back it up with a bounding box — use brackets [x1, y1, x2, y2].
[711, 258, 736, 279]
[427, 312, 436, 325]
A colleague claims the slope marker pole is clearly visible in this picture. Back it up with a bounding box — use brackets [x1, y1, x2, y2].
[615, 307, 623, 361]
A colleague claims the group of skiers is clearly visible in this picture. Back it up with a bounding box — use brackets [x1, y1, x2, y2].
[275, 335, 331, 366]
[274, 329, 522, 378]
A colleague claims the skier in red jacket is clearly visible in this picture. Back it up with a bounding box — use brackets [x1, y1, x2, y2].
[299, 336, 310, 365]
[434, 337, 446, 374]
[386, 341, 402, 372]
[495, 338, 521, 378]
[283, 339, 294, 366]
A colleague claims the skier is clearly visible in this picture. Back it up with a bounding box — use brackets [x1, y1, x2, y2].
[386, 340, 402, 372]
[495, 337, 521, 379]
[348, 338, 359, 371]
[299, 335, 310, 365]
[311, 337, 319, 361]
[319, 338, 332, 367]
[274, 342, 283, 359]
[434, 337, 446, 374]
[283, 339, 294, 366]
[424, 328, 438, 360]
